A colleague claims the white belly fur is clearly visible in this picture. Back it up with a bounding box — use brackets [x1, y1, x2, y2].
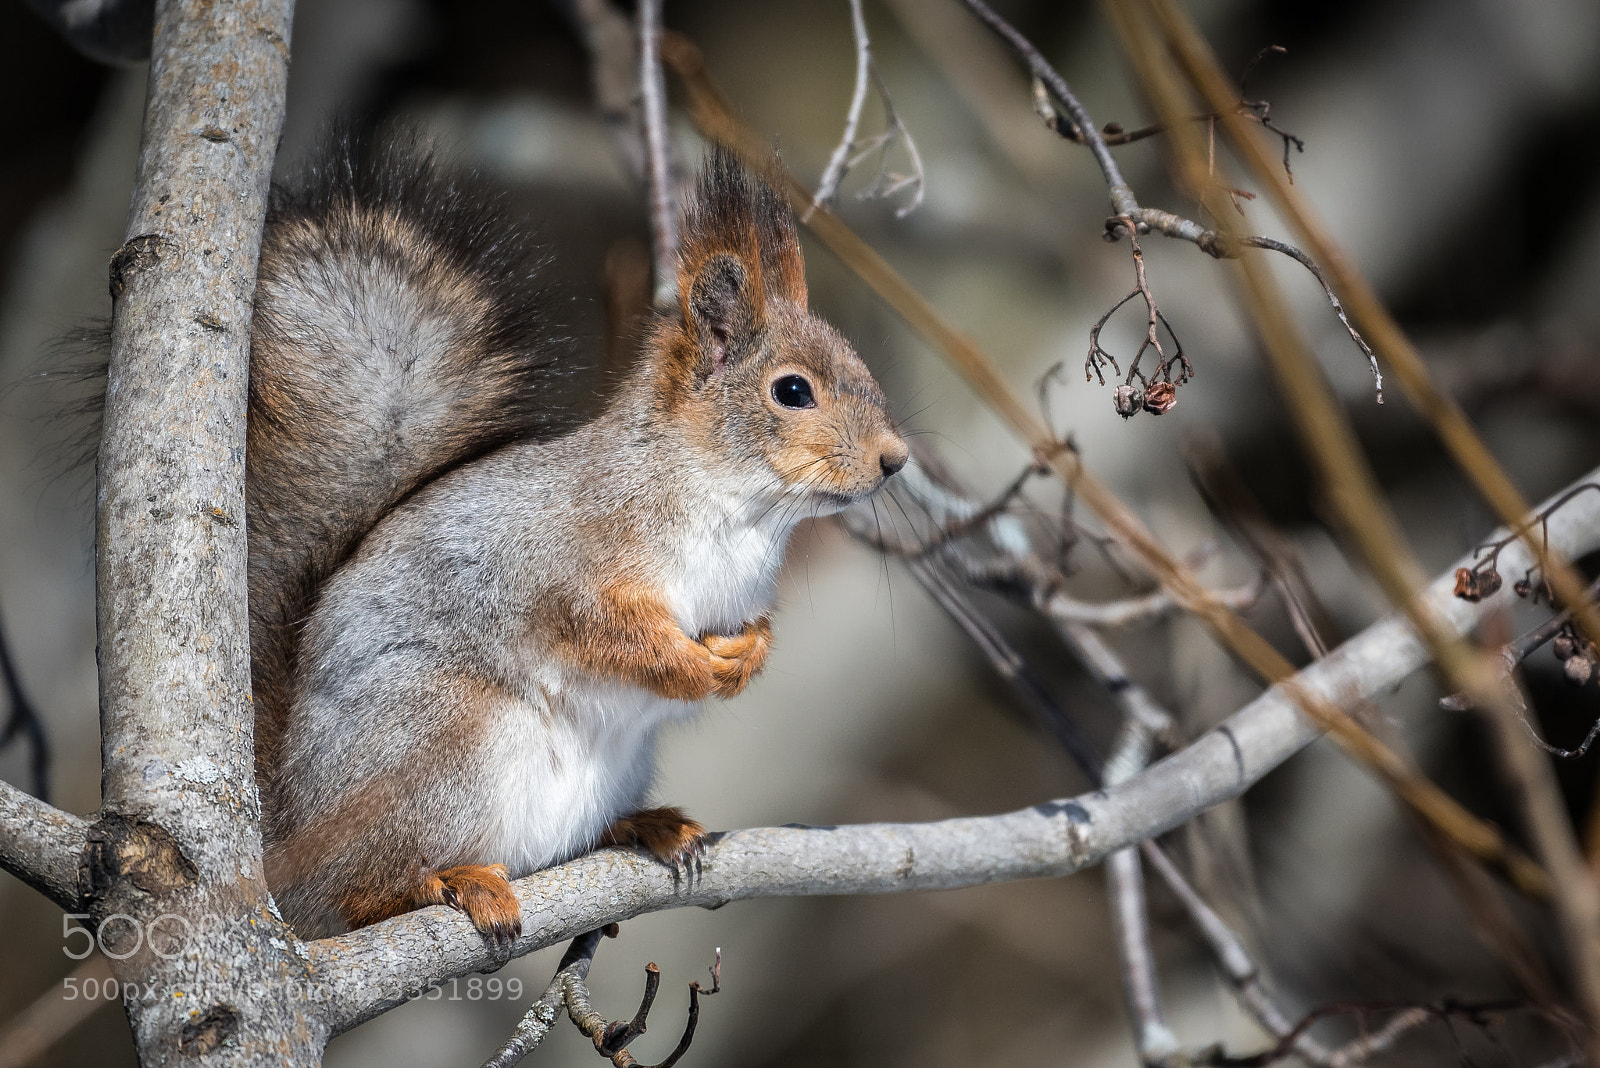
[484, 494, 794, 875]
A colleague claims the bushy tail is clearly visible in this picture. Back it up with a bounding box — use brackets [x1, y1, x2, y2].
[247, 132, 574, 784]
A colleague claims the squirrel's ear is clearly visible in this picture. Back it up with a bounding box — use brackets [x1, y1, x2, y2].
[684, 251, 764, 379]
[678, 147, 798, 380]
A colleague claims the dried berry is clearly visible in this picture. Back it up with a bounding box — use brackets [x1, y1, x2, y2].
[1475, 569, 1502, 597]
[1454, 567, 1483, 602]
[1565, 655, 1595, 687]
[1514, 578, 1532, 598]
[1554, 631, 1577, 661]
[1113, 384, 1143, 419]
[1143, 381, 1177, 415]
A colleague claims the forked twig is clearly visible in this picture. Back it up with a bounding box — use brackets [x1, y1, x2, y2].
[483, 929, 718, 1068]
[809, 0, 924, 219]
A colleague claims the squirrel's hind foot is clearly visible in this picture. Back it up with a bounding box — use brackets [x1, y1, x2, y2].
[416, 863, 522, 943]
[602, 806, 707, 870]
[338, 863, 521, 942]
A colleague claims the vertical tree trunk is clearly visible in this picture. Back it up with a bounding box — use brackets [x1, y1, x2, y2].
[92, 0, 321, 1061]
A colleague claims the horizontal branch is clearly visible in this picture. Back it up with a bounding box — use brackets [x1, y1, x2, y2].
[307, 464, 1600, 1033]
[0, 778, 88, 911]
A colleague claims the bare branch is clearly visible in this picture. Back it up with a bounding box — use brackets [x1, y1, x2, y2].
[80, 0, 321, 1060]
[483, 927, 713, 1068]
[811, 0, 873, 212]
[638, 0, 677, 302]
[0, 605, 50, 802]
[483, 930, 604, 1068]
[809, 0, 924, 219]
[302, 464, 1600, 1030]
[0, 777, 87, 911]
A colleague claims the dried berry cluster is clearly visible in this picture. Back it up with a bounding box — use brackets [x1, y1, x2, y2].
[1453, 564, 1548, 604]
[1554, 627, 1599, 688]
[1112, 381, 1178, 419]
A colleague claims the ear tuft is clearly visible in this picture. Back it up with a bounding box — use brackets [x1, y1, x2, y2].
[678, 146, 806, 314]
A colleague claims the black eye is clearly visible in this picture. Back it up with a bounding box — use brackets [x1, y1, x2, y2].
[771, 374, 816, 410]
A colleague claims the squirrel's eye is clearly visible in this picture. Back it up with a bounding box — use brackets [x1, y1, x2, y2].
[771, 374, 816, 410]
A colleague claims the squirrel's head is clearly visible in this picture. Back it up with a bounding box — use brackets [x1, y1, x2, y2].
[649, 148, 907, 514]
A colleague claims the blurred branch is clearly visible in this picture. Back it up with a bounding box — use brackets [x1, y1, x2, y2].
[563, 0, 645, 183]
[1185, 432, 1339, 658]
[638, 0, 677, 302]
[0, 606, 50, 802]
[661, 28, 1555, 899]
[1142, 0, 1600, 658]
[809, 0, 925, 218]
[1112, 0, 1600, 1045]
[811, 0, 874, 213]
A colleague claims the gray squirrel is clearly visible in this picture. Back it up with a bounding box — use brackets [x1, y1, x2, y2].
[241, 136, 906, 939]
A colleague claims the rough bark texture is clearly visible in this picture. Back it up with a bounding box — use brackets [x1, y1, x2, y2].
[91, 0, 313, 1062]
[0, 781, 87, 910]
[308, 464, 1600, 1033]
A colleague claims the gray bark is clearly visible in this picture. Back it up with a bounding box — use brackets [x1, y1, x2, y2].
[88, 0, 311, 1062]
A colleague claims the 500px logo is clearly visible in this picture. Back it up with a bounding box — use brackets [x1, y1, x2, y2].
[62, 913, 191, 961]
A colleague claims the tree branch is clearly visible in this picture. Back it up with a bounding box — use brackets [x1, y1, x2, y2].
[83, 0, 318, 1061]
[811, 0, 874, 212]
[306, 464, 1600, 1032]
[638, 0, 677, 303]
[0, 778, 87, 911]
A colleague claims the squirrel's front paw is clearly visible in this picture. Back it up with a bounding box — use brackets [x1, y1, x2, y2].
[417, 863, 522, 944]
[602, 806, 707, 869]
[701, 616, 772, 698]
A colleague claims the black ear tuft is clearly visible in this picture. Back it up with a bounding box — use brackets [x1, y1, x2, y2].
[677, 146, 807, 317]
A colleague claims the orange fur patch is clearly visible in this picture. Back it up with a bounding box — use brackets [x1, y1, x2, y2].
[342, 863, 521, 942]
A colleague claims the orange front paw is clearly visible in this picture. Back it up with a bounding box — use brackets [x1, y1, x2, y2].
[701, 616, 772, 698]
[417, 863, 522, 943]
[602, 806, 707, 868]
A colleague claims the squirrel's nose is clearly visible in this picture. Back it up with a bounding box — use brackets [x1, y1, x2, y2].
[878, 441, 908, 479]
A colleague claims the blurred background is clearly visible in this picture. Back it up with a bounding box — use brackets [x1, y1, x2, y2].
[2, 0, 1599, 1064]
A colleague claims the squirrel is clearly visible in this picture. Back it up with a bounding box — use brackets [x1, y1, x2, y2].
[238, 135, 908, 941]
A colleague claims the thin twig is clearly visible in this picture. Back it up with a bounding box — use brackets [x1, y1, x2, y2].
[1113, 0, 1600, 1048]
[483, 930, 606, 1068]
[810, 0, 872, 213]
[638, 0, 677, 303]
[1240, 235, 1381, 402]
[1143, 0, 1600, 658]
[808, 1, 923, 220]
[959, 0, 1136, 215]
